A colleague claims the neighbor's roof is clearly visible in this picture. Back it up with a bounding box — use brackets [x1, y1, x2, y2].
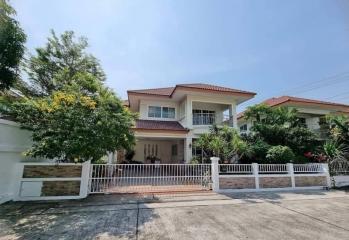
[237, 96, 349, 119]
[133, 119, 189, 132]
[263, 96, 349, 108]
[128, 83, 256, 97]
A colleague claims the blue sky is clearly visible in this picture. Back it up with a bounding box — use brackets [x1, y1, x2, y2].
[12, 0, 349, 111]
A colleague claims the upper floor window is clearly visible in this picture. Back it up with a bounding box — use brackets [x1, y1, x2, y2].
[193, 109, 215, 125]
[148, 106, 175, 119]
[240, 124, 247, 132]
[148, 106, 161, 118]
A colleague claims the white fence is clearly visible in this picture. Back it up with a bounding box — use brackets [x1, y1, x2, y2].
[212, 160, 331, 192]
[9, 160, 334, 202]
[89, 164, 212, 193]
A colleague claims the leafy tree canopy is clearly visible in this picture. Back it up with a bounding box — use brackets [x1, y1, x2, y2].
[244, 104, 319, 156]
[25, 30, 105, 96]
[2, 73, 136, 162]
[1, 29, 137, 162]
[194, 125, 251, 163]
[0, 0, 26, 90]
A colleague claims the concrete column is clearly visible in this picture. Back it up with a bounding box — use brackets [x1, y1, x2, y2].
[80, 160, 91, 198]
[228, 103, 237, 129]
[185, 97, 193, 129]
[184, 137, 192, 163]
[287, 163, 295, 188]
[107, 152, 113, 164]
[322, 163, 332, 188]
[252, 163, 259, 190]
[211, 157, 220, 192]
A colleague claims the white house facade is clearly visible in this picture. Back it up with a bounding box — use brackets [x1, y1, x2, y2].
[123, 83, 256, 164]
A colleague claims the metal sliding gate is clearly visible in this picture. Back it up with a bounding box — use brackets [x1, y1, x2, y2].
[89, 164, 212, 194]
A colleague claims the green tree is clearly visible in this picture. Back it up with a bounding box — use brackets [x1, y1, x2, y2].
[0, 0, 26, 90]
[326, 114, 349, 146]
[245, 104, 319, 156]
[25, 30, 105, 96]
[266, 145, 295, 163]
[194, 125, 251, 163]
[1, 30, 137, 162]
[2, 74, 136, 162]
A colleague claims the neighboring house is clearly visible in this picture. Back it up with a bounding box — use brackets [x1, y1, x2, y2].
[120, 83, 255, 163]
[237, 96, 349, 137]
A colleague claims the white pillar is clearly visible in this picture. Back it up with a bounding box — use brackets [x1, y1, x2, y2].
[252, 163, 259, 190]
[322, 163, 332, 188]
[287, 163, 295, 188]
[107, 152, 113, 164]
[184, 137, 192, 163]
[80, 160, 91, 198]
[185, 97, 193, 129]
[211, 157, 220, 192]
[228, 103, 237, 129]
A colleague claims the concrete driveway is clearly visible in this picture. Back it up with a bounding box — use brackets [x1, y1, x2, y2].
[0, 190, 348, 240]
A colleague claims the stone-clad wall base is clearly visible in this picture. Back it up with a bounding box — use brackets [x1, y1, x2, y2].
[259, 177, 292, 188]
[219, 177, 255, 189]
[41, 181, 81, 196]
[295, 176, 327, 187]
[23, 165, 82, 178]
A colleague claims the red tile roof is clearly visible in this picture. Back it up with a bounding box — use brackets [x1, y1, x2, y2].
[262, 96, 349, 108]
[237, 96, 349, 119]
[128, 83, 256, 97]
[134, 120, 189, 132]
[128, 87, 175, 96]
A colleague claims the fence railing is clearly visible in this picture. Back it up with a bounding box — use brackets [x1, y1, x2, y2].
[89, 164, 212, 193]
[329, 162, 349, 176]
[293, 163, 323, 173]
[219, 164, 252, 174]
[193, 113, 215, 125]
[258, 164, 288, 174]
[219, 163, 326, 175]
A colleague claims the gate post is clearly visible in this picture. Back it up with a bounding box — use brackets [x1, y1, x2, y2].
[287, 163, 295, 188]
[252, 163, 259, 190]
[211, 157, 220, 192]
[80, 160, 91, 198]
[322, 163, 331, 188]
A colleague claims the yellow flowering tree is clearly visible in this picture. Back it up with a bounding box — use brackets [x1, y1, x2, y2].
[3, 74, 136, 162]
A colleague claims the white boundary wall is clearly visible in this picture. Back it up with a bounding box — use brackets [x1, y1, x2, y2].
[211, 158, 331, 193]
[0, 119, 36, 204]
[14, 161, 91, 201]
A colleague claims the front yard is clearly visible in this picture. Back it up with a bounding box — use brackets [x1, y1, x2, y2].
[1, 190, 348, 240]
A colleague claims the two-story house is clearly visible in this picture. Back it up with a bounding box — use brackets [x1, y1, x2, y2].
[238, 96, 349, 136]
[123, 84, 256, 164]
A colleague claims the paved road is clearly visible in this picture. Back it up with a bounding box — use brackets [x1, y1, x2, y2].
[0, 190, 348, 240]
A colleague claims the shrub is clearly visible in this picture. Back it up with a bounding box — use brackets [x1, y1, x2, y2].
[266, 145, 295, 163]
[250, 139, 270, 163]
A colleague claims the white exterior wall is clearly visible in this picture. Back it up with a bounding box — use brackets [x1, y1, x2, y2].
[0, 120, 47, 203]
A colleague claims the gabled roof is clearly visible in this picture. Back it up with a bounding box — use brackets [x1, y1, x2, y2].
[263, 96, 349, 108]
[128, 83, 256, 97]
[133, 119, 189, 132]
[238, 96, 349, 120]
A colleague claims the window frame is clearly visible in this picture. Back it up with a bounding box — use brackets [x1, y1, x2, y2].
[148, 105, 176, 119]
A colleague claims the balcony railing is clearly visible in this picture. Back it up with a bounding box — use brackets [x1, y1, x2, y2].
[193, 113, 215, 125]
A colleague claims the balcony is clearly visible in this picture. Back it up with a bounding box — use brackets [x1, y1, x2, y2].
[193, 113, 215, 125]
